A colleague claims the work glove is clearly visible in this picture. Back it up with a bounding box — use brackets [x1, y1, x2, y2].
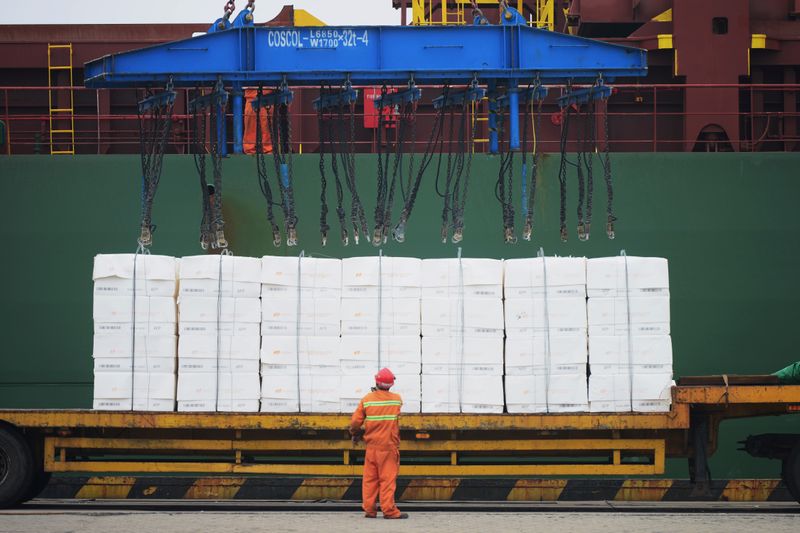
[351, 429, 364, 445]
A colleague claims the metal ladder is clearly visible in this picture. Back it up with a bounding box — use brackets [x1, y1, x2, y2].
[47, 43, 75, 155]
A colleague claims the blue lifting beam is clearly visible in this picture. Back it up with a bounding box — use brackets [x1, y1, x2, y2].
[85, 10, 646, 154]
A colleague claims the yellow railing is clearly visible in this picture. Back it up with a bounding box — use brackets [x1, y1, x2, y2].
[411, 1, 553, 30]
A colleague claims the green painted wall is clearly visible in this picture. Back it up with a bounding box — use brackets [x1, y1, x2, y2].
[1, 153, 799, 478]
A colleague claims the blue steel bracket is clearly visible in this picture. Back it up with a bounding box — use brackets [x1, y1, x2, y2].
[496, 85, 549, 108]
[432, 86, 487, 110]
[557, 85, 613, 108]
[251, 88, 294, 110]
[138, 90, 176, 113]
[500, 7, 527, 26]
[312, 88, 359, 112]
[84, 25, 647, 88]
[232, 8, 255, 29]
[374, 86, 422, 109]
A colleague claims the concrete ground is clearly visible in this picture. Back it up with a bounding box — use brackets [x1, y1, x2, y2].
[1, 502, 799, 533]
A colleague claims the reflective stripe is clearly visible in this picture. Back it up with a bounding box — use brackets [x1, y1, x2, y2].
[365, 415, 398, 421]
[363, 401, 402, 407]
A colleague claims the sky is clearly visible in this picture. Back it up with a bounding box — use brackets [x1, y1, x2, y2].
[2, 0, 401, 25]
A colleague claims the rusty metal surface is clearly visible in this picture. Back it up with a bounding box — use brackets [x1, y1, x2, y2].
[0, 407, 691, 431]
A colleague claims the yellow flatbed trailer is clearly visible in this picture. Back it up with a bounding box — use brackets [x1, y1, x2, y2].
[1, 383, 799, 507]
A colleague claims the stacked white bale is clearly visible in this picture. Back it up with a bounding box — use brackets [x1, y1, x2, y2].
[421, 258, 504, 413]
[92, 254, 178, 411]
[176, 255, 261, 412]
[587, 256, 673, 412]
[260, 256, 342, 413]
[503, 257, 588, 413]
[340, 257, 422, 413]
[340, 336, 421, 413]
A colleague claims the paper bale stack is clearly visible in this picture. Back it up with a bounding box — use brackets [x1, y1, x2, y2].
[260, 256, 342, 412]
[92, 254, 178, 411]
[421, 258, 504, 413]
[340, 257, 422, 413]
[587, 256, 673, 412]
[503, 257, 588, 413]
[176, 255, 261, 412]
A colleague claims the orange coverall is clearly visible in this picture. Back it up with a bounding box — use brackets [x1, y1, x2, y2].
[349, 389, 403, 518]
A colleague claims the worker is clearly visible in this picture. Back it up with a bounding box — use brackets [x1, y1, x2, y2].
[349, 367, 409, 520]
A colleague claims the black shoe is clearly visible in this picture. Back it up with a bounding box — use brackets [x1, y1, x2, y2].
[385, 513, 409, 519]
[364, 513, 377, 518]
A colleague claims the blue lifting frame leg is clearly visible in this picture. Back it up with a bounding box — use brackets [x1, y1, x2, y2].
[86, 13, 646, 154]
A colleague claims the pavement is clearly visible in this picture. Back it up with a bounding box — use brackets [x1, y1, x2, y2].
[0, 501, 798, 533]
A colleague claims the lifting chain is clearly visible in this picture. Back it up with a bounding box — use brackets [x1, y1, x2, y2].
[393, 86, 447, 243]
[319, 85, 349, 246]
[255, 85, 282, 247]
[333, 83, 368, 245]
[581, 97, 596, 241]
[266, 81, 298, 246]
[496, 99, 516, 244]
[450, 94, 477, 243]
[575, 101, 586, 241]
[136, 78, 175, 249]
[373, 84, 390, 245]
[557, 92, 573, 243]
[523, 89, 543, 241]
[469, 0, 489, 24]
[602, 97, 616, 239]
[223, 0, 236, 18]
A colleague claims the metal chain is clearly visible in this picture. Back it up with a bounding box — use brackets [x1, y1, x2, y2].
[525, 98, 543, 240]
[322, 86, 348, 245]
[255, 86, 281, 247]
[317, 85, 330, 246]
[373, 85, 389, 245]
[349, 98, 369, 242]
[602, 99, 616, 239]
[452, 98, 478, 243]
[191, 91, 213, 249]
[393, 92, 447, 243]
[224, 0, 236, 18]
[557, 104, 572, 243]
[209, 91, 227, 249]
[137, 85, 175, 248]
[576, 103, 586, 240]
[383, 99, 411, 242]
[584, 98, 596, 240]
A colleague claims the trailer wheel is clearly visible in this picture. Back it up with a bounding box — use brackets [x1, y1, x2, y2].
[783, 442, 800, 504]
[0, 424, 35, 509]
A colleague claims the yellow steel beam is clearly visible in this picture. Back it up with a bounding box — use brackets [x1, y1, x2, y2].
[675, 385, 800, 405]
[50, 436, 664, 454]
[45, 461, 661, 476]
[1, 407, 690, 431]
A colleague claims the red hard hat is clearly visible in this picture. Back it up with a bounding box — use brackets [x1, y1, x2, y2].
[375, 367, 396, 389]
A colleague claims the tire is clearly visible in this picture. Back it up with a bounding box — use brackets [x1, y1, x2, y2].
[783, 442, 800, 504]
[0, 424, 35, 509]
